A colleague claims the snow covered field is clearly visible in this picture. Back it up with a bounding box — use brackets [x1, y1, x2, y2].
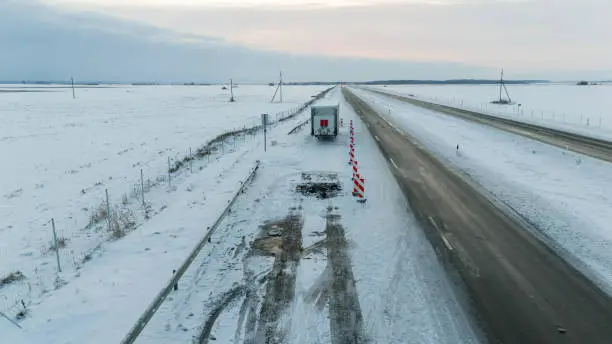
[0, 84, 327, 337]
[353, 87, 612, 295]
[371, 83, 612, 140]
[1, 86, 482, 343]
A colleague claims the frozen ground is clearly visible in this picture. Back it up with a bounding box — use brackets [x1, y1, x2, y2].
[370, 83, 612, 140]
[353, 87, 612, 295]
[0, 84, 327, 338]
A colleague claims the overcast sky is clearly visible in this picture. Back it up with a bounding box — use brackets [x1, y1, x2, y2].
[2, 0, 611, 82]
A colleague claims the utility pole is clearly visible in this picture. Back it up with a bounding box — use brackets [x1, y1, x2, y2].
[71, 77, 76, 99]
[499, 69, 503, 103]
[279, 71, 283, 104]
[140, 169, 145, 209]
[167, 157, 172, 190]
[229, 79, 235, 102]
[270, 72, 284, 103]
[262, 114, 268, 152]
[106, 189, 111, 233]
[51, 218, 61, 272]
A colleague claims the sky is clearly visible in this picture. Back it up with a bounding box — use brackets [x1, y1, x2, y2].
[1, 0, 611, 82]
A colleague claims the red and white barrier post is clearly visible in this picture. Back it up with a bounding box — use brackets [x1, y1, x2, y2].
[351, 161, 366, 202]
[349, 132, 355, 164]
[347, 120, 366, 202]
[348, 120, 355, 164]
[354, 175, 366, 203]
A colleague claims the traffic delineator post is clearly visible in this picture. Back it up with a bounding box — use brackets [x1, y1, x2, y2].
[355, 177, 366, 203]
[348, 120, 365, 202]
[349, 123, 355, 164]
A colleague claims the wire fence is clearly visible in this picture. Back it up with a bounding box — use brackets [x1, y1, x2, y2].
[0, 86, 335, 328]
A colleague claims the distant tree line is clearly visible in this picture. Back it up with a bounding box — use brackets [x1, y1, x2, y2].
[283, 79, 548, 86]
[576, 81, 601, 86]
[357, 79, 547, 85]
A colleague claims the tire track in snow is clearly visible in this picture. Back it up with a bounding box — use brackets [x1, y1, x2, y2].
[198, 285, 246, 344]
[325, 213, 367, 344]
[254, 214, 303, 344]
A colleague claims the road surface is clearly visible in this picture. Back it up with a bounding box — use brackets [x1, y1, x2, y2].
[343, 88, 612, 344]
[366, 88, 612, 163]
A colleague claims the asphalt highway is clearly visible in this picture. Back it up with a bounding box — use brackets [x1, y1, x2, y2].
[343, 88, 612, 344]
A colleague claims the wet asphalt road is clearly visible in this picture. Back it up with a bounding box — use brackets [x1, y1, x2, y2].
[343, 88, 612, 344]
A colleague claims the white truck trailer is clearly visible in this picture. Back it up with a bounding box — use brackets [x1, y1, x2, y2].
[310, 103, 339, 139]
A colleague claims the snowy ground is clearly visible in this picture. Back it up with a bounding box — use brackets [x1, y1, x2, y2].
[124, 87, 481, 344]
[370, 83, 612, 140]
[1, 86, 482, 343]
[0, 84, 327, 339]
[352, 87, 612, 296]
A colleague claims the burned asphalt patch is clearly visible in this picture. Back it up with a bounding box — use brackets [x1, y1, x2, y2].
[296, 172, 342, 199]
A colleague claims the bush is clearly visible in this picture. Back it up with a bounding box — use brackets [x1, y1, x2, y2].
[108, 208, 136, 239]
[88, 200, 136, 239]
[50, 237, 67, 251]
[0, 271, 25, 287]
[89, 203, 108, 226]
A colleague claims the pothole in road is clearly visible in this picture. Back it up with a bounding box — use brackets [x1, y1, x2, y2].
[251, 236, 283, 257]
[250, 218, 302, 257]
[296, 172, 342, 199]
